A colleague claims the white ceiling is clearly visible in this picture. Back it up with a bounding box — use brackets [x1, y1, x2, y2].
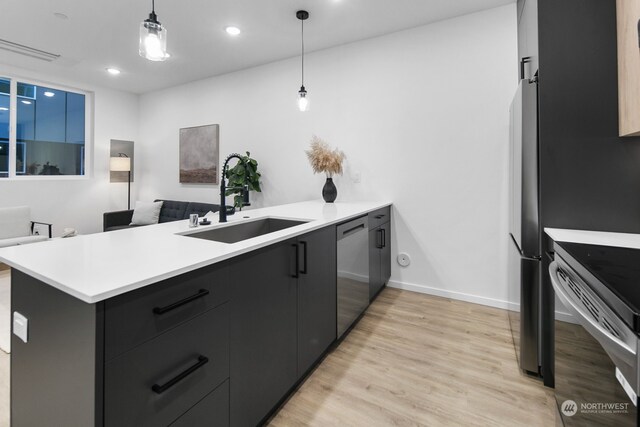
[0, 0, 514, 94]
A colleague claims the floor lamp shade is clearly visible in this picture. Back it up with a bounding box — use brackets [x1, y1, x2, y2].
[110, 157, 131, 172]
[110, 155, 132, 210]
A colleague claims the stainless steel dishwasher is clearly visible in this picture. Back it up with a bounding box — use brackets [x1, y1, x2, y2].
[337, 215, 370, 339]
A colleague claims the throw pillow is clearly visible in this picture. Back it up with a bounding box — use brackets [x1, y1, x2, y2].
[130, 201, 163, 226]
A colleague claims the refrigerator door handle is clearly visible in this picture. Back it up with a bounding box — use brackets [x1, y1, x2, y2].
[510, 234, 541, 261]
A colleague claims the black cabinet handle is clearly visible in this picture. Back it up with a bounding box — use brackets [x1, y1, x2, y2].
[152, 289, 209, 315]
[300, 241, 308, 275]
[381, 228, 386, 248]
[520, 56, 531, 80]
[292, 244, 300, 278]
[376, 229, 383, 249]
[151, 355, 209, 394]
[342, 224, 365, 236]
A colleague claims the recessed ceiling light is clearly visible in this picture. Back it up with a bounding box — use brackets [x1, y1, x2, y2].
[43, 91, 55, 97]
[106, 67, 121, 75]
[54, 12, 68, 20]
[225, 26, 241, 36]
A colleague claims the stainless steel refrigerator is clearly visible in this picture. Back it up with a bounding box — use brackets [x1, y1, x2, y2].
[508, 76, 541, 376]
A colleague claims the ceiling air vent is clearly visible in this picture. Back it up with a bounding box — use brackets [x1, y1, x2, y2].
[0, 39, 60, 62]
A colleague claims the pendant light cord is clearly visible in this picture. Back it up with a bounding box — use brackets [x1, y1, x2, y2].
[301, 17, 305, 87]
[300, 19, 304, 87]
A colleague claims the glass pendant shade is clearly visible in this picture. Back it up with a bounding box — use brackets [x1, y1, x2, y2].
[298, 87, 309, 112]
[139, 19, 167, 61]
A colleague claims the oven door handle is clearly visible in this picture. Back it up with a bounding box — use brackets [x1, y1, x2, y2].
[549, 261, 637, 368]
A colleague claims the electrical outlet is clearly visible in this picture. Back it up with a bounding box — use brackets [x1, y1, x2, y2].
[13, 311, 28, 343]
[397, 253, 411, 267]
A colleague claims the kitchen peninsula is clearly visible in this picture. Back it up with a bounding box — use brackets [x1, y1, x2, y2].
[0, 200, 392, 427]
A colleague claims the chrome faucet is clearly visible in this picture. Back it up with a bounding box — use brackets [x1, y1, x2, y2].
[219, 153, 250, 223]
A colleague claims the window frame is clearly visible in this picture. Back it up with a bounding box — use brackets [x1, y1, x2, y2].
[1, 75, 93, 180]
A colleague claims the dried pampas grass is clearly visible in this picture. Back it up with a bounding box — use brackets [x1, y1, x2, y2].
[306, 135, 345, 178]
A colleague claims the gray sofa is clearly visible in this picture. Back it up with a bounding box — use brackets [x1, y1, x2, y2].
[103, 199, 220, 232]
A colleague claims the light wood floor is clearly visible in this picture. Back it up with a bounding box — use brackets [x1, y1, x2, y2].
[269, 288, 556, 426]
[0, 288, 555, 427]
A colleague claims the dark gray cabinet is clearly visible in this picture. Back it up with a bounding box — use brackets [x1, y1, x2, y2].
[369, 208, 391, 301]
[380, 222, 391, 289]
[170, 380, 229, 427]
[104, 265, 229, 360]
[297, 226, 337, 376]
[11, 222, 345, 427]
[229, 240, 298, 427]
[104, 304, 229, 427]
[229, 226, 337, 426]
[11, 264, 231, 427]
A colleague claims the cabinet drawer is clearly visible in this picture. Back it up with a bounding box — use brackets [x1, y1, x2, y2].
[105, 264, 229, 360]
[170, 379, 229, 427]
[368, 206, 390, 229]
[105, 304, 230, 427]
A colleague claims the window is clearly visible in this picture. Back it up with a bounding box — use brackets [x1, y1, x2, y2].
[0, 77, 89, 178]
[0, 79, 9, 176]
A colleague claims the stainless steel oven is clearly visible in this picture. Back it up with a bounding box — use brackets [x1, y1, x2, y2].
[336, 215, 369, 339]
[550, 246, 639, 426]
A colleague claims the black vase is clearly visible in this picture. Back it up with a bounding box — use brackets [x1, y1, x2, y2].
[322, 177, 337, 203]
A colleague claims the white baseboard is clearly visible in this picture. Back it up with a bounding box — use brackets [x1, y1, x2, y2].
[387, 279, 519, 311]
[387, 279, 574, 323]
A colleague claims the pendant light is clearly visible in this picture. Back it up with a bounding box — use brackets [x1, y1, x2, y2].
[139, 0, 168, 61]
[296, 10, 309, 112]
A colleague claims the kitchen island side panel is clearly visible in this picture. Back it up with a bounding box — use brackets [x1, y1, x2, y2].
[11, 269, 103, 427]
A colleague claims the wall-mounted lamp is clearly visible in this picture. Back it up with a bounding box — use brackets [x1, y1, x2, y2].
[110, 153, 132, 210]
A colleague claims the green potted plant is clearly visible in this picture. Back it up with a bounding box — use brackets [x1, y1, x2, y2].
[225, 151, 262, 209]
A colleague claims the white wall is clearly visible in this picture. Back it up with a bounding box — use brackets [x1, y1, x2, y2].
[0, 64, 139, 235]
[138, 5, 518, 307]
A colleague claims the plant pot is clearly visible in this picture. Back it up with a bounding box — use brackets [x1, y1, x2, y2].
[322, 177, 337, 203]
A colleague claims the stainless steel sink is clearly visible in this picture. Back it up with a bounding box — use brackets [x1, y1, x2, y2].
[184, 218, 309, 243]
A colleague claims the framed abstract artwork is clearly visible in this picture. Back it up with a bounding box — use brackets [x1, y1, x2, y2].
[179, 124, 219, 184]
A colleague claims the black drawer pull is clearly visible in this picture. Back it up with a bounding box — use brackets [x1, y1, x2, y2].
[152, 355, 209, 394]
[153, 289, 210, 315]
[292, 244, 300, 278]
[300, 241, 308, 275]
[342, 224, 365, 235]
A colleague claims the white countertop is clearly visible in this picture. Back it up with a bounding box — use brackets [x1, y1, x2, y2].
[545, 227, 640, 250]
[0, 200, 391, 303]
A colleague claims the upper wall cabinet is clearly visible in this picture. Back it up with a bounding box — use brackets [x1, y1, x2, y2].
[517, 0, 539, 80]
